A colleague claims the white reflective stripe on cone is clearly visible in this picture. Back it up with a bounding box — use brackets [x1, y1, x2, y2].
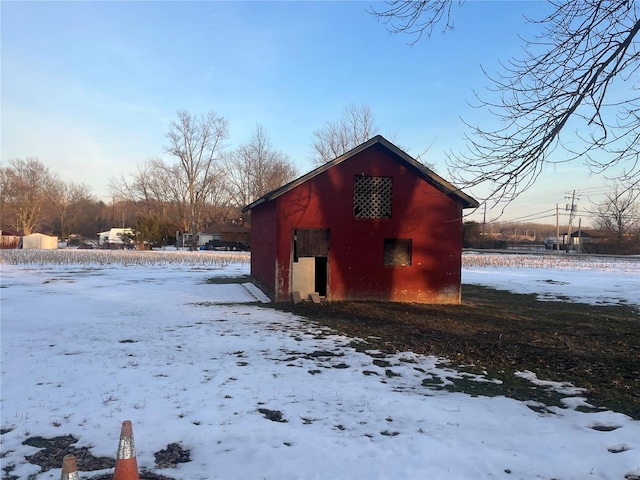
[60, 454, 79, 480]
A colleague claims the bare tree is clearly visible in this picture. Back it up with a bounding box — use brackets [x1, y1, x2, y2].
[110, 158, 180, 225]
[593, 182, 640, 253]
[0, 166, 12, 230]
[111, 140, 232, 238]
[370, 1, 640, 204]
[50, 180, 95, 239]
[189, 159, 233, 227]
[164, 110, 229, 249]
[0, 157, 57, 234]
[311, 103, 378, 165]
[225, 124, 298, 211]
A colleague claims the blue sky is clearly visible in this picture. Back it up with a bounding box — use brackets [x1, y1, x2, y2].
[1, 1, 620, 225]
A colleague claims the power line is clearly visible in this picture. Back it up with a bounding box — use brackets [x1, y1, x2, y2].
[577, 187, 609, 194]
[490, 208, 556, 223]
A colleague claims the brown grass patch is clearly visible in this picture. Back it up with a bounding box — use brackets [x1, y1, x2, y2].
[272, 285, 640, 419]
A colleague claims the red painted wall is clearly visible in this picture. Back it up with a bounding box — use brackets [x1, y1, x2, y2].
[248, 200, 278, 299]
[252, 144, 464, 303]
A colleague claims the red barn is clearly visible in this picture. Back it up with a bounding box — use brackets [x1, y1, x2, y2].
[242, 136, 478, 304]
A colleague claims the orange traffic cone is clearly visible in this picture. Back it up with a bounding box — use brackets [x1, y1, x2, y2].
[113, 420, 139, 480]
[60, 454, 80, 480]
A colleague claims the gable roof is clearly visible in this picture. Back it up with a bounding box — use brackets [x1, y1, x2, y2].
[570, 229, 609, 238]
[23, 232, 57, 238]
[201, 223, 250, 235]
[242, 135, 479, 213]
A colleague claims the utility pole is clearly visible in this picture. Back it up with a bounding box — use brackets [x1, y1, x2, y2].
[482, 203, 486, 249]
[565, 190, 580, 252]
[577, 218, 583, 254]
[556, 203, 560, 255]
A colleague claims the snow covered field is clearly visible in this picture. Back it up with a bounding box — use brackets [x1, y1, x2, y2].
[1, 250, 638, 479]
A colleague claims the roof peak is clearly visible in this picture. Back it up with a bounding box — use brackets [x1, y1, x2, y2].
[243, 136, 478, 212]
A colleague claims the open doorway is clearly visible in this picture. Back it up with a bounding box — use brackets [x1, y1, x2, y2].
[314, 257, 328, 296]
[291, 229, 329, 300]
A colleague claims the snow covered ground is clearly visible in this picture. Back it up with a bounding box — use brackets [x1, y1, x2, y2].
[462, 252, 640, 307]
[1, 251, 638, 479]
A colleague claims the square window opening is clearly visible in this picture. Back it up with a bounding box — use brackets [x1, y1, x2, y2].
[384, 238, 412, 266]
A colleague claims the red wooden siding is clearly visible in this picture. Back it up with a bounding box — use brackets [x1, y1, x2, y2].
[248, 200, 278, 299]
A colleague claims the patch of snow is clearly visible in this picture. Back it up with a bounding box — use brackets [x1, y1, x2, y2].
[515, 370, 587, 395]
[241, 282, 271, 303]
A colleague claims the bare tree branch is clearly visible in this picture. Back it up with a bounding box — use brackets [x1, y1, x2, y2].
[368, 0, 462, 44]
[311, 103, 378, 165]
[370, 1, 640, 205]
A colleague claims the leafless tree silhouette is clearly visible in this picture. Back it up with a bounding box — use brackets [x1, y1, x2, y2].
[224, 124, 298, 212]
[311, 103, 378, 165]
[164, 110, 229, 249]
[592, 181, 640, 252]
[0, 157, 57, 234]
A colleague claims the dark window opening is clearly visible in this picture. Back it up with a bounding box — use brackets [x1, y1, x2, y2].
[384, 238, 412, 266]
